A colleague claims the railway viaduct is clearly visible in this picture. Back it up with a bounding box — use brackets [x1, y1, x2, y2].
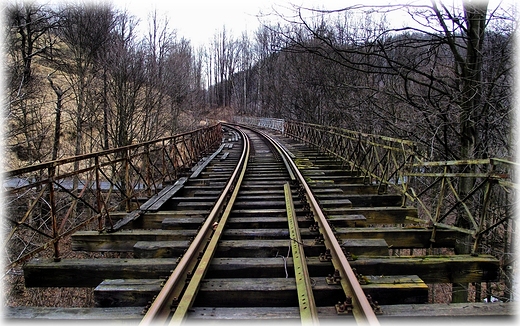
[3, 117, 516, 324]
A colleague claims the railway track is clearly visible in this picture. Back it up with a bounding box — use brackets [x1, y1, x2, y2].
[16, 124, 505, 324]
[137, 125, 378, 325]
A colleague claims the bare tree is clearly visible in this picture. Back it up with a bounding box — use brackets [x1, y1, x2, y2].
[263, 0, 513, 161]
[56, 2, 117, 157]
[5, 1, 58, 166]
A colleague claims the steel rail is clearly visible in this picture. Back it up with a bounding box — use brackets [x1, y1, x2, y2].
[259, 130, 380, 326]
[139, 126, 249, 326]
[284, 182, 320, 326]
[168, 126, 250, 325]
[242, 124, 320, 324]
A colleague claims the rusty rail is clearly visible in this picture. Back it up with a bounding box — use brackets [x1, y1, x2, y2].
[257, 127, 380, 325]
[236, 116, 516, 257]
[139, 125, 250, 325]
[2, 124, 222, 272]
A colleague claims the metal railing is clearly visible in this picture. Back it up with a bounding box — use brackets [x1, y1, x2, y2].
[235, 117, 517, 258]
[234, 116, 285, 133]
[2, 124, 222, 272]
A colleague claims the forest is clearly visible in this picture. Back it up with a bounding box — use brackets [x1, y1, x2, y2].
[4, 0, 516, 170]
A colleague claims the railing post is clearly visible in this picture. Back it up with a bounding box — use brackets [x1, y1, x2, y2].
[125, 148, 131, 212]
[145, 144, 151, 197]
[161, 139, 167, 184]
[472, 161, 496, 256]
[95, 156, 103, 231]
[48, 165, 60, 262]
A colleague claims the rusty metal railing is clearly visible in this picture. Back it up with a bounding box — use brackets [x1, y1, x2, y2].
[235, 117, 516, 258]
[2, 124, 222, 272]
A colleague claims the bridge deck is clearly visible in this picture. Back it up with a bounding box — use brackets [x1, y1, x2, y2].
[13, 127, 507, 321]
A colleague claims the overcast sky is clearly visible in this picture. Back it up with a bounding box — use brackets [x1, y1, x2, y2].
[117, 0, 395, 47]
[115, 0, 510, 48]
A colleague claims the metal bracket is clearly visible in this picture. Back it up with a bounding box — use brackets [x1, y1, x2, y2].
[309, 222, 319, 232]
[366, 294, 383, 315]
[352, 268, 367, 284]
[335, 297, 353, 314]
[319, 248, 332, 262]
[326, 269, 341, 284]
[342, 249, 354, 261]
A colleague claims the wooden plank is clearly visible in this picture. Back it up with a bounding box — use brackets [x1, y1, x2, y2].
[335, 227, 458, 249]
[176, 201, 216, 208]
[140, 177, 188, 212]
[225, 215, 365, 228]
[187, 302, 516, 320]
[76, 227, 454, 252]
[131, 239, 319, 259]
[94, 279, 163, 307]
[232, 200, 296, 209]
[319, 194, 403, 207]
[139, 185, 175, 210]
[91, 276, 426, 308]
[161, 217, 206, 229]
[190, 143, 226, 178]
[230, 208, 303, 217]
[75, 227, 456, 253]
[378, 302, 516, 318]
[341, 238, 388, 256]
[303, 169, 359, 176]
[71, 229, 197, 252]
[306, 175, 365, 184]
[133, 240, 191, 258]
[193, 277, 427, 306]
[349, 255, 500, 283]
[206, 255, 500, 284]
[222, 228, 290, 239]
[141, 210, 208, 229]
[3, 306, 143, 321]
[6, 302, 513, 321]
[109, 210, 142, 232]
[326, 206, 418, 225]
[360, 275, 428, 305]
[317, 198, 352, 207]
[23, 254, 500, 288]
[132, 238, 387, 259]
[23, 258, 176, 287]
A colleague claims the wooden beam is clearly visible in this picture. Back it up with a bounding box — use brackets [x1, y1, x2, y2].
[5, 302, 513, 321]
[326, 206, 418, 225]
[190, 143, 225, 178]
[187, 302, 516, 320]
[140, 177, 188, 212]
[23, 254, 499, 288]
[72, 230, 197, 252]
[94, 279, 163, 307]
[335, 227, 458, 248]
[132, 239, 388, 259]
[23, 258, 176, 287]
[3, 306, 143, 321]
[92, 277, 427, 307]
